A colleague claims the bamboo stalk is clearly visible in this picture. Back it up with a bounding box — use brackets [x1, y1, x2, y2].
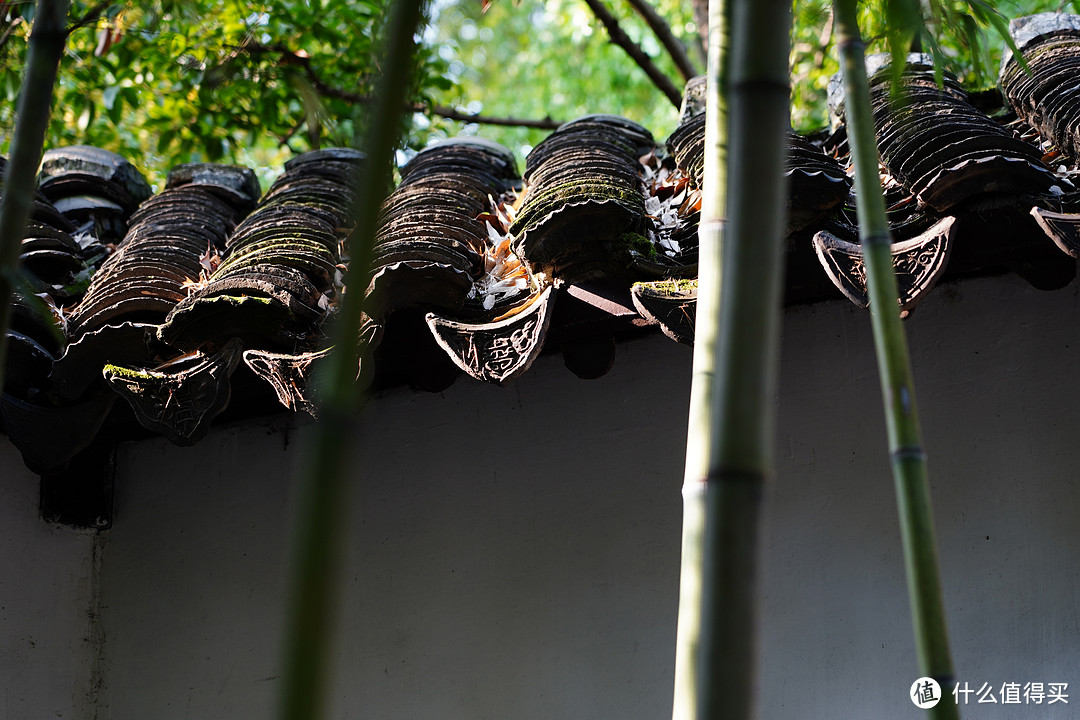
[277, 2, 427, 720]
[671, 0, 729, 713]
[671, 0, 790, 717]
[0, 0, 69, 393]
[831, 1, 959, 716]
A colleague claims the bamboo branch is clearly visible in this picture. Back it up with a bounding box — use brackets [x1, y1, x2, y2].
[625, 0, 701, 81]
[276, 2, 427, 720]
[581, 0, 683, 107]
[832, 0, 959, 716]
[0, 0, 69, 394]
[814, 7, 834, 70]
[673, 2, 731, 706]
[673, 2, 730, 713]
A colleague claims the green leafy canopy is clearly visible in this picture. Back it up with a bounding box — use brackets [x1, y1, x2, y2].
[0, 0, 446, 185]
[793, 0, 1079, 132]
[0, 0, 1077, 186]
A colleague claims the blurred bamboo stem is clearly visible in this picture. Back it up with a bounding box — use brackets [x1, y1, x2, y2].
[277, 2, 427, 720]
[0, 0, 69, 393]
[832, 0, 959, 715]
[672, 0, 790, 717]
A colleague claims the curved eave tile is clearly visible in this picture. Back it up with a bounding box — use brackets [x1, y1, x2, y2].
[813, 215, 957, 313]
[1031, 206, 1080, 258]
[102, 339, 243, 446]
[425, 283, 556, 385]
[630, 280, 697, 345]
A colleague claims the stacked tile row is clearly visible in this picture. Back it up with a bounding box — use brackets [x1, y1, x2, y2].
[853, 53, 1056, 211]
[1002, 12, 1080, 163]
[510, 114, 653, 279]
[10, 18, 1080, 460]
[160, 149, 360, 351]
[370, 138, 521, 318]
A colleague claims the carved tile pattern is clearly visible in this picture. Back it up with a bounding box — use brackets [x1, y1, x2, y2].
[815, 218, 954, 311]
[427, 286, 555, 385]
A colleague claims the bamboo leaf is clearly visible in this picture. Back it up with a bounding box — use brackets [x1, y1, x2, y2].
[923, 30, 948, 90]
[12, 269, 65, 348]
[959, 12, 983, 84]
[966, 0, 1029, 75]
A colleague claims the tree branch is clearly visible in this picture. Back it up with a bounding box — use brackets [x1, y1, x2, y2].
[581, 0, 683, 108]
[690, 0, 709, 67]
[277, 116, 305, 148]
[66, 0, 110, 35]
[427, 105, 562, 129]
[237, 42, 563, 131]
[0, 14, 20, 53]
[233, 42, 365, 102]
[624, 0, 700, 81]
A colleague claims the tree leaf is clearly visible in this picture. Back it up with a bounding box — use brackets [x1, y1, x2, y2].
[157, 128, 176, 153]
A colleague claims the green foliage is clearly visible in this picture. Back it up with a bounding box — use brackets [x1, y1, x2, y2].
[791, 0, 1074, 132]
[791, 0, 837, 131]
[417, 0, 700, 164]
[0, 0, 1076, 182]
[0, 1, 444, 186]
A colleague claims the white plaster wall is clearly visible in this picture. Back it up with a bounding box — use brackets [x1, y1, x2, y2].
[0, 436, 99, 719]
[94, 272, 1080, 719]
[767, 273, 1080, 718]
[92, 422, 301, 719]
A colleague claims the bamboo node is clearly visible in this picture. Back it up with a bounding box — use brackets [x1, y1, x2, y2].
[931, 673, 957, 688]
[704, 468, 766, 486]
[891, 445, 926, 463]
[859, 231, 892, 247]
